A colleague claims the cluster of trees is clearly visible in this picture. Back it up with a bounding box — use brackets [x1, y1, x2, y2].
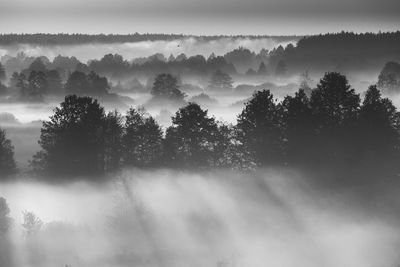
[2, 71, 400, 178]
[20, 71, 399, 178]
[5, 62, 111, 101]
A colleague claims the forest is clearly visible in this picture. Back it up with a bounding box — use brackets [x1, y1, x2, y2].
[1, 31, 400, 267]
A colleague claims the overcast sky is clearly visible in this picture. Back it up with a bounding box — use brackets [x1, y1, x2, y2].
[0, 0, 399, 35]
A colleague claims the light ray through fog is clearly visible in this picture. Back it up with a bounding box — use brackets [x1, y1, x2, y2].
[1, 169, 399, 267]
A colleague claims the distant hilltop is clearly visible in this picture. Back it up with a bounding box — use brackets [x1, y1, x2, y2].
[0, 33, 301, 45]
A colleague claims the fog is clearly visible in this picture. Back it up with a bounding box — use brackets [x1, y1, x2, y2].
[1, 169, 399, 267]
[0, 37, 297, 62]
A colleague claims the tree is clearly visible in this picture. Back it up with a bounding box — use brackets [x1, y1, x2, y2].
[15, 73, 29, 99]
[22, 211, 43, 236]
[31, 95, 106, 176]
[104, 110, 124, 172]
[151, 73, 185, 102]
[122, 108, 163, 168]
[0, 128, 16, 177]
[0, 82, 7, 95]
[0, 197, 12, 235]
[309, 72, 360, 164]
[0, 197, 14, 267]
[236, 90, 284, 166]
[164, 103, 220, 169]
[358, 85, 400, 163]
[299, 71, 313, 96]
[26, 71, 48, 101]
[377, 61, 400, 91]
[282, 89, 314, 164]
[257, 62, 268, 75]
[65, 71, 109, 96]
[275, 60, 287, 76]
[46, 69, 64, 95]
[0, 62, 6, 82]
[208, 70, 233, 90]
[65, 71, 89, 95]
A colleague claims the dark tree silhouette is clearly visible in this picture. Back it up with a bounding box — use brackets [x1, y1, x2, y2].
[104, 110, 124, 172]
[358, 85, 400, 163]
[65, 71, 109, 96]
[32, 95, 106, 176]
[151, 73, 185, 102]
[122, 108, 163, 167]
[164, 103, 220, 169]
[236, 90, 284, 166]
[309, 72, 360, 164]
[282, 89, 314, 164]
[0, 129, 16, 177]
[208, 70, 233, 90]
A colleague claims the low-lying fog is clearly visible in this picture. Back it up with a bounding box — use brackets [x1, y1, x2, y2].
[0, 37, 296, 62]
[1, 169, 399, 267]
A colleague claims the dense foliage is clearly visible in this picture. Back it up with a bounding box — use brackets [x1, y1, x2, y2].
[27, 72, 400, 179]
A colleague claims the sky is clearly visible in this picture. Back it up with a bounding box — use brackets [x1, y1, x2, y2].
[0, 0, 399, 35]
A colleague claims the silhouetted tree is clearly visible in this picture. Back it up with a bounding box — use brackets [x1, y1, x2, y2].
[0, 129, 16, 177]
[65, 71, 89, 95]
[282, 89, 314, 164]
[236, 90, 284, 166]
[358, 85, 400, 164]
[32, 95, 106, 176]
[164, 103, 220, 169]
[122, 108, 163, 167]
[151, 73, 185, 102]
[104, 110, 124, 172]
[65, 71, 109, 96]
[309, 72, 360, 164]
[208, 70, 233, 90]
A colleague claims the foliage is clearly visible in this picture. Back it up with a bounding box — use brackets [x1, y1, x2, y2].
[0, 129, 16, 177]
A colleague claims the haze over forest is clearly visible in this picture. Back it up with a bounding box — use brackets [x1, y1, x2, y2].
[1, 9, 400, 266]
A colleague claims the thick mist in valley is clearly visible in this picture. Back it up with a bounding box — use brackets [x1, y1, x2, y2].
[1, 169, 400, 267]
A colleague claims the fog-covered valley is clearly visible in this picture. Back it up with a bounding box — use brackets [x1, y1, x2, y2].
[1, 169, 400, 267]
[1, 32, 400, 267]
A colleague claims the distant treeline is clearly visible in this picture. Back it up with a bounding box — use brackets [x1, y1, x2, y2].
[1, 72, 400, 180]
[0, 33, 298, 45]
[269, 31, 400, 73]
